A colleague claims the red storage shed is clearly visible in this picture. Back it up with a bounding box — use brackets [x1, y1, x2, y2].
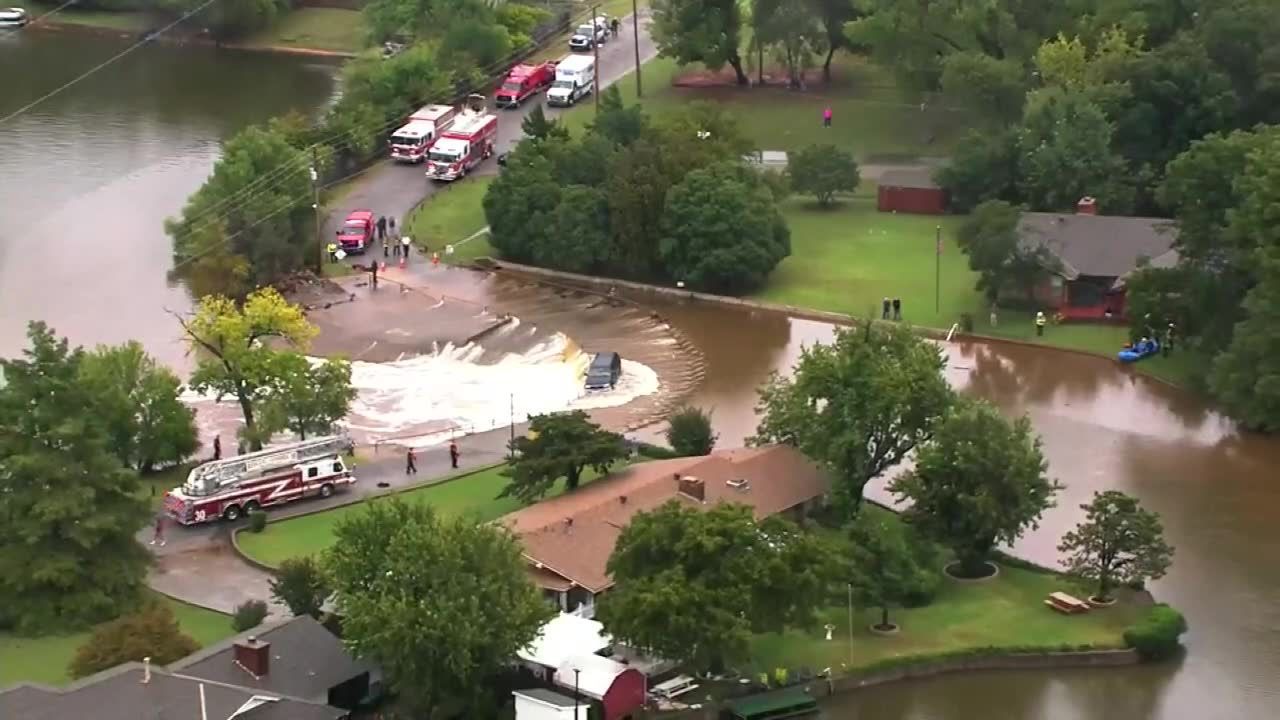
[554, 654, 646, 720]
[877, 168, 948, 215]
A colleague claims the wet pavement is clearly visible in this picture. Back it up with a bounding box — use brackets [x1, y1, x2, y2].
[322, 10, 659, 243]
[143, 425, 512, 615]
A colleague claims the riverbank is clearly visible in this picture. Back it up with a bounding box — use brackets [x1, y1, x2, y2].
[18, 4, 362, 57]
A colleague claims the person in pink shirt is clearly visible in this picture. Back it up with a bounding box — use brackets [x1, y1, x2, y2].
[823, 107, 833, 127]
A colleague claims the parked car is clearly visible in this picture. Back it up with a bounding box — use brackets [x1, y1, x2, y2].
[0, 7, 28, 28]
[585, 351, 622, 390]
[568, 22, 605, 51]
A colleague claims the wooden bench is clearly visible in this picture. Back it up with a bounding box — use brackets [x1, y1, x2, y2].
[1045, 591, 1091, 615]
[652, 674, 700, 699]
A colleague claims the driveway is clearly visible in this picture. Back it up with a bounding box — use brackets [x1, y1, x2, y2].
[324, 10, 659, 240]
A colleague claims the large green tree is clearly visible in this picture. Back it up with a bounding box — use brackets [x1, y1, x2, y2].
[259, 355, 356, 441]
[956, 199, 1057, 303]
[787, 143, 860, 206]
[324, 501, 552, 716]
[940, 52, 1028, 126]
[79, 340, 198, 472]
[846, 512, 939, 630]
[935, 128, 1021, 213]
[598, 502, 835, 672]
[1210, 252, 1280, 430]
[590, 86, 650, 147]
[660, 161, 791, 294]
[167, 125, 315, 298]
[751, 323, 953, 515]
[501, 411, 628, 502]
[270, 556, 330, 619]
[891, 397, 1061, 578]
[652, 0, 750, 85]
[1017, 89, 1134, 213]
[484, 149, 562, 264]
[605, 138, 671, 278]
[0, 323, 150, 633]
[665, 406, 718, 456]
[1058, 490, 1174, 602]
[177, 288, 318, 450]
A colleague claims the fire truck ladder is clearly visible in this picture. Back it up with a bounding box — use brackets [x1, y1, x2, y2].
[190, 435, 354, 490]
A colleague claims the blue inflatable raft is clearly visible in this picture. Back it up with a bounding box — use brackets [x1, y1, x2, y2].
[1118, 339, 1160, 363]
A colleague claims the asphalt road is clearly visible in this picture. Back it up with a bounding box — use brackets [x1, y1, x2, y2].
[324, 10, 658, 241]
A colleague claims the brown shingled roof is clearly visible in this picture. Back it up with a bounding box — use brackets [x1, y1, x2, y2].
[503, 445, 829, 593]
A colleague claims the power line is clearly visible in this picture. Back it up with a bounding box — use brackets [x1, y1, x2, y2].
[23, 0, 85, 27]
[0, 0, 223, 125]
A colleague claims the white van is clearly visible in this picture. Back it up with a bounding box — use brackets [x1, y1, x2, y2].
[547, 55, 596, 107]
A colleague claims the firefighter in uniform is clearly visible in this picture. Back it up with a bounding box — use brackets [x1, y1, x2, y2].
[326, 242, 338, 263]
[1035, 311, 1048, 337]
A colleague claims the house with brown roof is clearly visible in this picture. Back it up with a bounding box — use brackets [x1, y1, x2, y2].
[501, 445, 830, 618]
[1019, 197, 1179, 321]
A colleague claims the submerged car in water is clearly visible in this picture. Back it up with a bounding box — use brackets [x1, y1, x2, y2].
[585, 351, 622, 390]
[0, 7, 29, 28]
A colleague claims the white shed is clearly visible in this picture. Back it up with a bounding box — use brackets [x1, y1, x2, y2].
[513, 688, 588, 720]
[518, 613, 612, 673]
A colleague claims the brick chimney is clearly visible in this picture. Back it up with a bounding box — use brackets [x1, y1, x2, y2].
[234, 636, 270, 679]
[1076, 196, 1098, 215]
[678, 476, 705, 502]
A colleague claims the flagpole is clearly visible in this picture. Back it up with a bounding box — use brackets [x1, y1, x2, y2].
[935, 225, 941, 314]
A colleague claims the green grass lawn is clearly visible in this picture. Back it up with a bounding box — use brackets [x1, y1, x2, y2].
[20, 1, 150, 31]
[0, 596, 232, 687]
[136, 464, 192, 511]
[237, 462, 612, 567]
[751, 563, 1144, 674]
[560, 55, 964, 161]
[405, 176, 494, 260]
[242, 8, 365, 54]
[755, 196, 978, 330]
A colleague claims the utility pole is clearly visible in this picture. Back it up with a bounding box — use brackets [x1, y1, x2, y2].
[509, 393, 516, 460]
[631, 0, 642, 97]
[592, 4, 601, 114]
[847, 583, 854, 664]
[311, 147, 322, 273]
[935, 225, 942, 314]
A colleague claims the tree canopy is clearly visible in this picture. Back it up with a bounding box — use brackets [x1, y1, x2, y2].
[0, 323, 150, 633]
[79, 340, 198, 473]
[787, 143, 860, 206]
[501, 411, 628, 502]
[178, 288, 318, 449]
[270, 556, 330, 619]
[259, 354, 357, 441]
[652, 0, 750, 85]
[956, 199, 1057, 303]
[891, 397, 1060, 578]
[1058, 490, 1174, 602]
[846, 512, 939, 630]
[751, 323, 952, 515]
[323, 501, 552, 716]
[598, 502, 835, 672]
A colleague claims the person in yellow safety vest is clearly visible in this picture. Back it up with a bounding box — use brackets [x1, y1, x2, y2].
[326, 242, 338, 263]
[1035, 310, 1047, 337]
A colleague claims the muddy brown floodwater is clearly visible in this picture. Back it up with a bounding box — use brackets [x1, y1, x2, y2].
[640, 297, 1280, 720]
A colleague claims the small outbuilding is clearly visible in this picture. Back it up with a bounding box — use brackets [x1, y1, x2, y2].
[553, 654, 645, 720]
[513, 688, 589, 720]
[876, 168, 948, 215]
[518, 613, 613, 681]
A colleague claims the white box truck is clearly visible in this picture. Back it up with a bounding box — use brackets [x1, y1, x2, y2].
[546, 55, 596, 107]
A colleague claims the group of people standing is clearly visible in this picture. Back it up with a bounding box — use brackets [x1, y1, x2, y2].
[377, 215, 411, 258]
[405, 440, 461, 475]
[881, 296, 903, 321]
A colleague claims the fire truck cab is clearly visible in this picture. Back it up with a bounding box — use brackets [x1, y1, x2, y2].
[164, 435, 356, 525]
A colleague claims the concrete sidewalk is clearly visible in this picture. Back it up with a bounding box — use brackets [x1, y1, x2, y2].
[143, 427, 518, 616]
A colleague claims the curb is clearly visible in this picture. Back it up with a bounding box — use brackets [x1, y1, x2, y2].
[230, 461, 507, 570]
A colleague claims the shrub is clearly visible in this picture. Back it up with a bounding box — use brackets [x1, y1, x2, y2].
[634, 442, 680, 460]
[248, 510, 267, 533]
[1123, 604, 1188, 661]
[69, 603, 200, 679]
[664, 406, 717, 456]
[232, 600, 270, 632]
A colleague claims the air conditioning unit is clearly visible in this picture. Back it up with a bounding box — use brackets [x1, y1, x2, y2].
[727, 478, 749, 490]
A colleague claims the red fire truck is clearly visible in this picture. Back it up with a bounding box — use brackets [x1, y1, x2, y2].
[163, 435, 356, 525]
[425, 97, 498, 182]
[494, 61, 556, 108]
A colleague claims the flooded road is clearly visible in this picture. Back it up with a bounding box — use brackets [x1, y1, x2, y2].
[0, 31, 336, 368]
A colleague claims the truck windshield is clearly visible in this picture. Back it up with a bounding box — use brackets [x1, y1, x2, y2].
[576, 25, 593, 35]
[429, 150, 458, 163]
[342, 223, 364, 235]
[501, 82, 521, 92]
[390, 135, 419, 147]
[552, 80, 574, 90]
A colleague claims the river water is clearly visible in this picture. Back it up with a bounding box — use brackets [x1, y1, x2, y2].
[0, 30, 337, 369]
[5, 29, 1280, 720]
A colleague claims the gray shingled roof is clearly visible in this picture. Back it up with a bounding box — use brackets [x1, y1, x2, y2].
[168, 615, 375, 704]
[0, 664, 343, 720]
[1018, 212, 1179, 280]
[877, 168, 940, 189]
